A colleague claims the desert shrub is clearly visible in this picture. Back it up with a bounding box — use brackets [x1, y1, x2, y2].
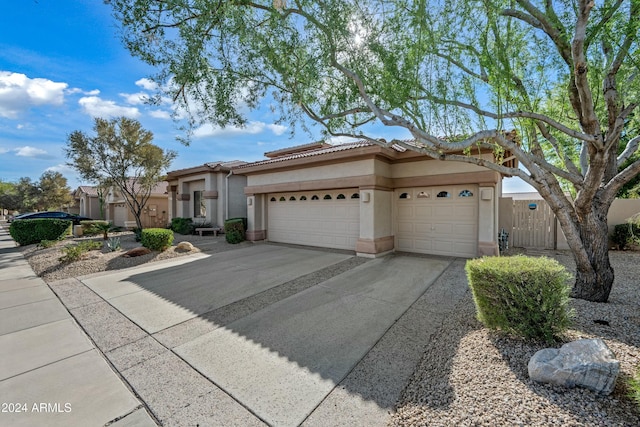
[171, 217, 194, 235]
[80, 220, 113, 239]
[224, 218, 245, 244]
[10, 219, 72, 246]
[59, 240, 102, 263]
[106, 237, 122, 252]
[37, 239, 61, 249]
[630, 365, 640, 409]
[132, 227, 143, 242]
[141, 228, 174, 251]
[612, 218, 640, 250]
[465, 255, 573, 343]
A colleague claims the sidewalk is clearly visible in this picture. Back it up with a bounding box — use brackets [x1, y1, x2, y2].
[0, 223, 157, 427]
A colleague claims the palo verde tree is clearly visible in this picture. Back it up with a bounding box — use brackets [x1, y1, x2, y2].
[108, 0, 640, 302]
[66, 117, 175, 230]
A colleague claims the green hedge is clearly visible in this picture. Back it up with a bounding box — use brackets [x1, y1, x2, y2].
[80, 220, 110, 235]
[224, 218, 245, 244]
[141, 228, 174, 251]
[612, 221, 640, 250]
[9, 219, 72, 246]
[465, 255, 573, 343]
[170, 217, 194, 235]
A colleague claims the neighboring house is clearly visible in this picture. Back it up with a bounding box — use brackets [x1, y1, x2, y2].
[61, 191, 80, 215]
[74, 186, 100, 219]
[234, 139, 516, 258]
[105, 180, 169, 228]
[166, 161, 248, 227]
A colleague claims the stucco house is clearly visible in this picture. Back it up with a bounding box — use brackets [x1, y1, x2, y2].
[105, 180, 169, 228]
[234, 139, 516, 258]
[74, 186, 101, 219]
[166, 161, 248, 227]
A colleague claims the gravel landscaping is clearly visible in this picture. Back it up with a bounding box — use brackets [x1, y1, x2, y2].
[391, 250, 640, 427]
[14, 230, 640, 425]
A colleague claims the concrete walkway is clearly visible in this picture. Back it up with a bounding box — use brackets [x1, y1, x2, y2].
[1, 221, 471, 426]
[0, 223, 156, 427]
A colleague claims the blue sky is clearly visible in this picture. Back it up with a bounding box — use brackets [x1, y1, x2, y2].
[0, 0, 533, 193]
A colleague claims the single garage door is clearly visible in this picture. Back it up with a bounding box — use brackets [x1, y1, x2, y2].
[268, 189, 360, 250]
[113, 204, 128, 227]
[395, 185, 478, 257]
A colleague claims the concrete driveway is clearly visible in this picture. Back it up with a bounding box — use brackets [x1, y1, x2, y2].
[51, 244, 469, 426]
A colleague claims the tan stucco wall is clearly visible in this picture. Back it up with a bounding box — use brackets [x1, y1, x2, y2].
[390, 154, 493, 178]
[246, 160, 375, 187]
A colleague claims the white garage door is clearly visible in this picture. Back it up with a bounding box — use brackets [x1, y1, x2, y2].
[268, 190, 360, 250]
[395, 185, 478, 257]
[113, 204, 128, 227]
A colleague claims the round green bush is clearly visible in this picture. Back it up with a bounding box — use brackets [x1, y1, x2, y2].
[465, 255, 573, 343]
[141, 228, 174, 251]
[224, 218, 245, 244]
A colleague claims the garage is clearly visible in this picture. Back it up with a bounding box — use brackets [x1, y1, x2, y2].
[267, 189, 360, 250]
[395, 185, 478, 257]
[113, 204, 129, 227]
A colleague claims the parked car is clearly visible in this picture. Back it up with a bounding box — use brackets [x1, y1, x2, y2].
[10, 211, 92, 225]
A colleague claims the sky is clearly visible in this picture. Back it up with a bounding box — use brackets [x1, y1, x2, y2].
[0, 0, 534, 193]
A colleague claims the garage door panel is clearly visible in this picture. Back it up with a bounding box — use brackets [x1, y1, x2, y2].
[395, 186, 478, 257]
[268, 190, 359, 250]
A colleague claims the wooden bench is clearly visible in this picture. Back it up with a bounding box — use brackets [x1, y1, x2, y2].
[195, 227, 222, 237]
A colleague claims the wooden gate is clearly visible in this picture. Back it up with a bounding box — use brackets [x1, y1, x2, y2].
[511, 200, 555, 249]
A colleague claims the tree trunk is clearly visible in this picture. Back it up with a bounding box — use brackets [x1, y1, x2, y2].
[570, 208, 614, 302]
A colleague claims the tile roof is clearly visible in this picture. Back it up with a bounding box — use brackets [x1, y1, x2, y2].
[77, 185, 98, 196]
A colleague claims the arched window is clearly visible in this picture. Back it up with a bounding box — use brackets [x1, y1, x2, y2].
[399, 192, 410, 199]
[279, 196, 286, 201]
[437, 191, 450, 198]
[323, 194, 332, 200]
[311, 195, 319, 200]
[289, 196, 296, 201]
[351, 193, 360, 199]
[270, 197, 276, 202]
[458, 189, 473, 197]
[417, 191, 430, 198]
[337, 194, 346, 199]
[300, 195, 307, 201]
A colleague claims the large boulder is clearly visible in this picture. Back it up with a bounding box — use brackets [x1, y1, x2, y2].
[123, 247, 152, 258]
[175, 241, 194, 252]
[528, 338, 619, 395]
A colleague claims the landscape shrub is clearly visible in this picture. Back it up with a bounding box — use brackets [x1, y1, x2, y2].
[59, 240, 102, 263]
[106, 237, 122, 252]
[171, 217, 194, 235]
[612, 217, 640, 250]
[9, 219, 72, 246]
[465, 255, 573, 343]
[133, 227, 143, 242]
[224, 218, 245, 244]
[80, 220, 113, 239]
[141, 228, 174, 251]
[37, 239, 62, 249]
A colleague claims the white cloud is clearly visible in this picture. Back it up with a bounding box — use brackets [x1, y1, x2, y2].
[46, 163, 76, 175]
[14, 146, 51, 159]
[120, 92, 149, 105]
[66, 88, 100, 96]
[0, 147, 9, 154]
[78, 96, 140, 118]
[149, 109, 171, 119]
[193, 121, 289, 138]
[0, 71, 67, 118]
[136, 78, 158, 91]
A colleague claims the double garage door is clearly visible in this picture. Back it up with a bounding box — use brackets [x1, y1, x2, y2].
[267, 185, 479, 257]
[395, 185, 478, 257]
[267, 190, 360, 250]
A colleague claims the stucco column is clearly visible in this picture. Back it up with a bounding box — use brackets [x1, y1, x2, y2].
[356, 188, 394, 257]
[478, 185, 500, 256]
[246, 194, 266, 241]
[168, 185, 177, 222]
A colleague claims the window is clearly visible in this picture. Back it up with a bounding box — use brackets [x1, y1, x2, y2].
[270, 197, 276, 202]
[279, 196, 286, 201]
[399, 192, 410, 199]
[323, 194, 332, 200]
[351, 193, 360, 199]
[436, 191, 450, 198]
[311, 195, 319, 200]
[289, 196, 296, 201]
[300, 195, 307, 201]
[458, 189, 474, 197]
[417, 191, 430, 198]
[337, 194, 346, 199]
[193, 191, 206, 217]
